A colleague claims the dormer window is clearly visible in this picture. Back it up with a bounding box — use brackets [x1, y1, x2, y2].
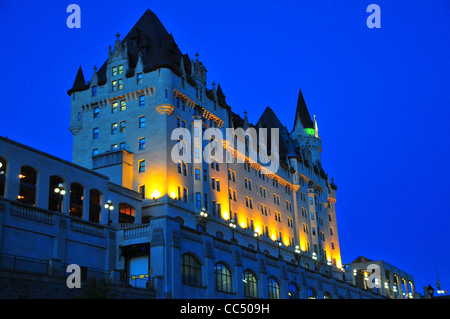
[112, 64, 123, 77]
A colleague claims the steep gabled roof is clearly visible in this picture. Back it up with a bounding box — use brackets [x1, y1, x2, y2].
[294, 89, 314, 129]
[67, 66, 87, 95]
[95, 9, 188, 86]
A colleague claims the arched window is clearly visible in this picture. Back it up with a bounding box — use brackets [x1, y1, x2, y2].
[214, 262, 232, 293]
[119, 203, 135, 223]
[69, 182, 84, 218]
[0, 157, 7, 197]
[48, 176, 64, 212]
[18, 166, 37, 205]
[288, 282, 299, 299]
[181, 253, 202, 287]
[243, 270, 258, 298]
[248, 244, 255, 250]
[324, 291, 332, 299]
[307, 287, 316, 299]
[89, 189, 102, 223]
[268, 276, 280, 299]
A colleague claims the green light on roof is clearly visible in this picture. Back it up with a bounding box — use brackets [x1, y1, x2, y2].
[305, 128, 315, 136]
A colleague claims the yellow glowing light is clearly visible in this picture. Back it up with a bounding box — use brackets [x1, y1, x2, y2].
[222, 211, 229, 220]
[19, 174, 25, 179]
[255, 226, 261, 235]
[271, 234, 276, 241]
[240, 221, 246, 228]
[170, 191, 177, 199]
[150, 190, 161, 199]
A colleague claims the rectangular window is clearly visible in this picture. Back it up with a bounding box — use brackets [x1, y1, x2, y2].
[183, 188, 188, 203]
[92, 148, 99, 156]
[203, 169, 207, 181]
[176, 117, 181, 128]
[93, 127, 99, 139]
[216, 180, 220, 192]
[211, 178, 215, 190]
[120, 100, 126, 111]
[196, 192, 201, 208]
[118, 79, 123, 90]
[111, 123, 117, 135]
[112, 66, 117, 76]
[177, 162, 182, 174]
[138, 160, 145, 173]
[118, 64, 123, 75]
[138, 137, 145, 150]
[137, 73, 143, 84]
[111, 144, 118, 151]
[195, 168, 200, 180]
[310, 197, 313, 205]
[139, 116, 145, 128]
[183, 163, 187, 176]
[112, 102, 118, 113]
[119, 142, 126, 150]
[92, 86, 97, 97]
[119, 120, 126, 133]
[139, 185, 145, 199]
[139, 95, 145, 106]
[194, 147, 200, 159]
[93, 107, 99, 118]
[112, 80, 118, 91]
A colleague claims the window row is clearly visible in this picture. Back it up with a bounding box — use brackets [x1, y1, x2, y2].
[0, 161, 135, 224]
[182, 254, 304, 299]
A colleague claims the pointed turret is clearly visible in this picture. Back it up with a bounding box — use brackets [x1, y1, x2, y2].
[294, 89, 314, 130]
[67, 66, 87, 95]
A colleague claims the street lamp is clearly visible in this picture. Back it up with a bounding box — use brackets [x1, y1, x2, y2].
[253, 231, 260, 251]
[294, 245, 301, 264]
[104, 200, 114, 225]
[276, 238, 282, 259]
[199, 207, 208, 218]
[229, 218, 237, 243]
[54, 183, 65, 212]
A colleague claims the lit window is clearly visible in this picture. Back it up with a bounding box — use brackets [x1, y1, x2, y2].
[268, 277, 280, 299]
[196, 192, 201, 208]
[119, 142, 126, 150]
[112, 102, 118, 113]
[93, 127, 99, 139]
[112, 80, 118, 91]
[215, 263, 232, 294]
[111, 123, 117, 135]
[243, 270, 258, 298]
[92, 149, 99, 156]
[118, 79, 123, 90]
[111, 144, 118, 151]
[118, 64, 123, 75]
[120, 100, 126, 111]
[112, 66, 117, 76]
[93, 107, 99, 118]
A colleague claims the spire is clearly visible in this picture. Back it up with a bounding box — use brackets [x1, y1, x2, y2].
[67, 66, 87, 95]
[294, 89, 314, 130]
[243, 109, 249, 129]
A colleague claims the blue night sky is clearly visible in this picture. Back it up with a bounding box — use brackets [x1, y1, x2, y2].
[0, 1, 449, 295]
